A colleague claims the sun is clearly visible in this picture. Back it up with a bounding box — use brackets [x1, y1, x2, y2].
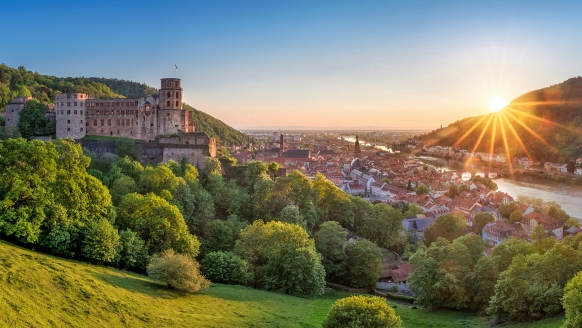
[489, 97, 508, 112]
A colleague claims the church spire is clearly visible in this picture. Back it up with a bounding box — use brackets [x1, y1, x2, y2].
[354, 135, 361, 153]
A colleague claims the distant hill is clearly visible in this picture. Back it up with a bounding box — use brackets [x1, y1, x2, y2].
[419, 77, 582, 162]
[0, 64, 247, 145]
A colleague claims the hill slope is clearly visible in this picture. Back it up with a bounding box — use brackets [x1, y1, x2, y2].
[0, 64, 247, 145]
[0, 240, 564, 327]
[419, 77, 582, 162]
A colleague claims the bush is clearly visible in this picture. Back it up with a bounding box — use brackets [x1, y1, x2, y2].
[147, 249, 210, 293]
[322, 295, 402, 328]
[200, 251, 250, 285]
[563, 271, 582, 328]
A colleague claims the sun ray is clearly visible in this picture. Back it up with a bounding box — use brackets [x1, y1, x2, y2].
[471, 114, 494, 153]
[498, 113, 514, 176]
[506, 106, 582, 136]
[489, 114, 498, 157]
[453, 115, 488, 148]
[503, 109, 553, 148]
[500, 111, 532, 161]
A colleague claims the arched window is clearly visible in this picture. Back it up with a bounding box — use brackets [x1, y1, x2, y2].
[167, 92, 171, 97]
[176, 92, 180, 97]
[167, 101, 170, 106]
[176, 101, 179, 106]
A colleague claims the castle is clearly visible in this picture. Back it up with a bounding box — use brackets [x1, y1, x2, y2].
[5, 78, 216, 166]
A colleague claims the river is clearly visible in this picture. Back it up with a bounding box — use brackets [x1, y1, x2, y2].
[342, 136, 393, 152]
[417, 156, 582, 219]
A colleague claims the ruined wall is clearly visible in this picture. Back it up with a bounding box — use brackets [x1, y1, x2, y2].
[4, 97, 30, 127]
[85, 98, 143, 139]
[162, 145, 208, 168]
[56, 93, 88, 139]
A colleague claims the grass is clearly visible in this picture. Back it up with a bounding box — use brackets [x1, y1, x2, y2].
[0, 240, 565, 327]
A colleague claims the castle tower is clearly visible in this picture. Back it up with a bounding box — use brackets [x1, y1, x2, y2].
[354, 135, 361, 153]
[160, 78, 182, 110]
[279, 133, 284, 157]
[157, 78, 194, 135]
[4, 96, 31, 128]
[55, 93, 89, 139]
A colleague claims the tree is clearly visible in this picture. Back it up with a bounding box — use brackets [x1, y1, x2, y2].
[473, 212, 494, 235]
[563, 271, 582, 328]
[313, 173, 354, 229]
[423, 213, 467, 245]
[403, 203, 423, 218]
[279, 204, 306, 228]
[446, 184, 458, 198]
[234, 220, 325, 296]
[413, 185, 429, 195]
[322, 295, 402, 328]
[200, 215, 246, 256]
[139, 165, 180, 195]
[314, 221, 348, 281]
[114, 229, 150, 270]
[499, 202, 519, 218]
[115, 140, 142, 160]
[0, 139, 57, 243]
[109, 176, 137, 205]
[116, 193, 200, 257]
[16, 100, 49, 138]
[200, 251, 251, 285]
[346, 239, 382, 289]
[81, 218, 120, 263]
[509, 210, 523, 224]
[147, 249, 210, 293]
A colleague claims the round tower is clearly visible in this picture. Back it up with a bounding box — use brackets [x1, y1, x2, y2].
[159, 78, 183, 110]
[55, 93, 89, 139]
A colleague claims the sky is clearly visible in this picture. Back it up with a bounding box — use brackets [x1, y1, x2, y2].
[2, 0, 582, 130]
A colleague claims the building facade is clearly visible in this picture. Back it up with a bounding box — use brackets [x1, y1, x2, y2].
[55, 78, 195, 141]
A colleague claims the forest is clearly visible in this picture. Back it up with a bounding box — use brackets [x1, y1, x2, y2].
[419, 76, 582, 163]
[0, 138, 581, 327]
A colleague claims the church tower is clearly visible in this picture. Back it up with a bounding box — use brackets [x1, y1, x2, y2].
[160, 78, 182, 110]
[279, 133, 284, 157]
[354, 135, 361, 153]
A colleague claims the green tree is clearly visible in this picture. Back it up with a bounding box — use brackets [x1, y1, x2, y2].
[114, 229, 150, 270]
[356, 203, 403, 250]
[413, 185, 429, 195]
[563, 271, 582, 328]
[498, 202, 519, 218]
[235, 220, 325, 296]
[81, 218, 120, 263]
[279, 204, 306, 228]
[139, 165, 180, 195]
[423, 213, 467, 245]
[116, 193, 200, 257]
[473, 212, 494, 235]
[200, 251, 251, 285]
[109, 176, 137, 206]
[322, 295, 402, 328]
[313, 173, 354, 229]
[16, 100, 49, 138]
[147, 249, 210, 292]
[509, 210, 523, 224]
[314, 221, 348, 281]
[115, 140, 142, 160]
[200, 215, 246, 256]
[403, 202, 423, 218]
[346, 239, 382, 289]
[0, 139, 57, 243]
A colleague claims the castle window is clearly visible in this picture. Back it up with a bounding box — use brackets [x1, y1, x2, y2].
[94, 120, 97, 126]
[110, 131, 113, 135]
[67, 110, 70, 114]
[142, 116, 145, 122]
[81, 110, 83, 115]
[67, 127, 70, 131]
[67, 120, 70, 124]
[126, 119, 130, 126]
[74, 94, 77, 99]
[176, 92, 179, 97]
[67, 102, 70, 106]
[116, 119, 120, 126]
[176, 101, 179, 106]
[121, 110, 124, 115]
[80, 120, 83, 124]
[167, 92, 171, 97]
[108, 119, 111, 126]
[74, 102, 77, 106]
[80, 103, 83, 107]
[167, 101, 170, 106]
[101, 120, 104, 126]
[80, 128, 83, 132]
[74, 110, 77, 115]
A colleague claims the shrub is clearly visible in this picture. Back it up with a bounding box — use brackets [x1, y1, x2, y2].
[147, 249, 210, 293]
[322, 295, 402, 328]
[200, 251, 250, 285]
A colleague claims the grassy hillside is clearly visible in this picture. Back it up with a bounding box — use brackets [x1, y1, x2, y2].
[419, 77, 582, 162]
[0, 240, 563, 327]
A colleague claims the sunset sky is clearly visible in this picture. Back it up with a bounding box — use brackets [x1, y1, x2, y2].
[2, 0, 582, 129]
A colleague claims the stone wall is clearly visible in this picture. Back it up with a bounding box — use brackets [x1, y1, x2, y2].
[4, 97, 31, 127]
[55, 93, 88, 139]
